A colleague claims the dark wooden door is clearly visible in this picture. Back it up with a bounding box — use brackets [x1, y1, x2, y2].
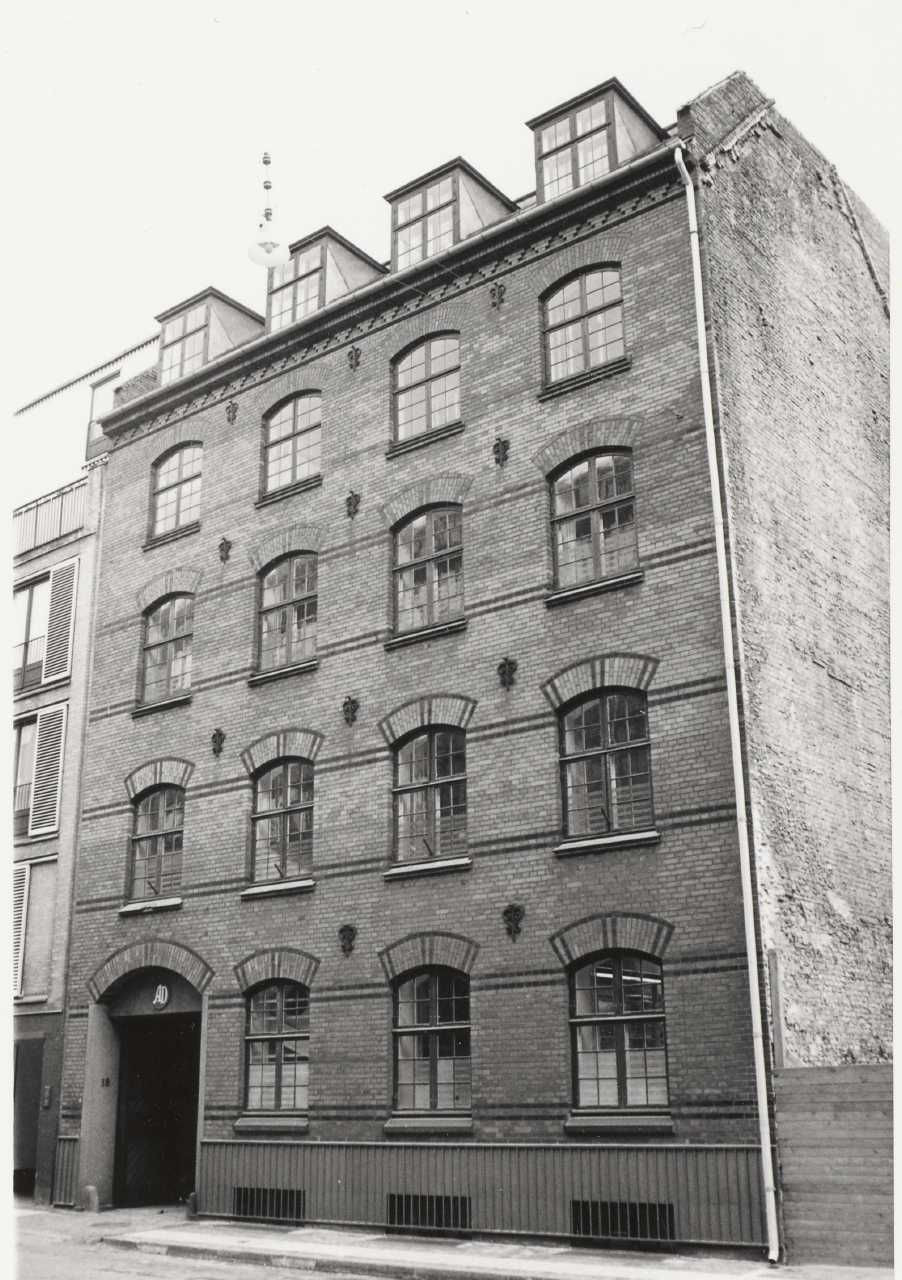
[114, 1014, 200, 1206]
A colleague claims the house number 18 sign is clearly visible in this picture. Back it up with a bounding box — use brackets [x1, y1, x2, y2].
[151, 983, 170, 1010]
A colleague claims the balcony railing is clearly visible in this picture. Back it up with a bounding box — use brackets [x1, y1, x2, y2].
[14, 782, 31, 836]
[14, 480, 87, 556]
[13, 636, 45, 692]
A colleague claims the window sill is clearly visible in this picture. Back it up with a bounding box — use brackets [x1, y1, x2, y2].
[249, 659, 319, 687]
[119, 896, 183, 916]
[234, 1114, 309, 1134]
[254, 475, 323, 509]
[537, 355, 632, 402]
[564, 1111, 673, 1135]
[142, 521, 201, 552]
[14, 994, 49, 1006]
[386, 421, 465, 459]
[555, 830, 660, 856]
[384, 1114, 473, 1135]
[14, 837, 58, 853]
[384, 855, 472, 881]
[545, 570, 643, 607]
[240, 877, 316, 900]
[131, 693, 192, 719]
[14, 674, 70, 701]
[384, 617, 467, 651]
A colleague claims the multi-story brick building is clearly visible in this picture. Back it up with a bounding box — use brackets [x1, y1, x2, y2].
[46, 71, 889, 1262]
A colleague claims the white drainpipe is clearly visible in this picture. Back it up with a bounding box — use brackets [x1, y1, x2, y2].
[674, 145, 780, 1263]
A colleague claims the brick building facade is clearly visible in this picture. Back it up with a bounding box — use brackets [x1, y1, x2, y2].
[44, 72, 889, 1260]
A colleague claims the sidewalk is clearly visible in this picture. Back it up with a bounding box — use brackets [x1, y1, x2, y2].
[99, 1212, 894, 1280]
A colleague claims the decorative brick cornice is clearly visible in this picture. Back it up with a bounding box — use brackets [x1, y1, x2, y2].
[100, 161, 681, 453]
[136, 567, 204, 613]
[234, 947, 320, 993]
[531, 417, 643, 476]
[380, 473, 473, 529]
[88, 938, 214, 1000]
[541, 653, 659, 709]
[248, 523, 325, 572]
[549, 912, 674, 967]
[378, 695, 477, 746]
[240, 728, 325, 775]
[378, 931, 480, 981]
[124, 757, 194, 801]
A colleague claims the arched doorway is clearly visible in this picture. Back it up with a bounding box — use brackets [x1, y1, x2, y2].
[106, 967, 201, 1206]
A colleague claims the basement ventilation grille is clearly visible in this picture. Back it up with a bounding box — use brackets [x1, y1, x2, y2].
[571, 1197, 676, 1242]
[232, 1185, 305, 1224]
[387, 1192, 471, 1232]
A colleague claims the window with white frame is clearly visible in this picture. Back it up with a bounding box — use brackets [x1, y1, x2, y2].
[393, 507, 463, 634]
[258, 554, 318, 672]
[393, 728, 467, 862]
[392, 335, 460, 443]
[262, 395, 322, 495]
[252, 759, 314, 883]
[551, 452, 638, 587]
[160, 304, 207, 385]
[268, 245, 324, 332]
[130, 786, 184, 900]
[393, 176, 456, 271]
[245, 981, 310, 1111]
[537, 97, 611, 201]
[393, 968, 471, 1112]
[543, 268, 625, 385]
[142, 595, 193, 704]
[151, 445, 203, 538]
[559, 690, 653, 837]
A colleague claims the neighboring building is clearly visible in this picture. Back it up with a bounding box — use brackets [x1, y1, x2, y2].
[13, 465, 106, 1201]
[47, 71, 888, 1263]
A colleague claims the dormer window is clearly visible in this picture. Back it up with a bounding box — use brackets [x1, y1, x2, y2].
[160, 304, 207, 386]
[387, 161, 515, 273]
[394, 177, 456, 271]
[269, 245, 324, 332]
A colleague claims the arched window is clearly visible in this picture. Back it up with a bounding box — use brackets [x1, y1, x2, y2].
[252, 759, 314, 883]
[393, 968, 470, 1112]
[392, 335, 460, 442]
[245, 981, 309, 1111]
[130, 786, 184, 900]
[551, 452, 637, 587]
[259, 554, 318, 672]
[394, 728, 466, 863]
[570, 953, 668, 1108]
[560, 690, 652, 837]
[263, 394, 322, 496]
[142, 595, 194, 704]
[151, 445, 202, 538]
[394, 506, 463, 634]
[543, 268, 624, 385]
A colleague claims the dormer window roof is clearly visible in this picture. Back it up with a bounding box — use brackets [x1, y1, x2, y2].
[527, 79, 665, 204]
[155, 288, 264, 387]
[266, 227, 386, 334]
[385, 159, 516, 272]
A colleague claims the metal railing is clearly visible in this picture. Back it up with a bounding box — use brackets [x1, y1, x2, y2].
[14, 480, 87, 555]
[51, 1136, 80, 1207]
[14, 782, 31, 814]
[197, 1140, 767, 1247]
[13, 635, 45, 691]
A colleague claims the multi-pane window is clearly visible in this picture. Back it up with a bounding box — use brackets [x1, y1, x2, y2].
[394, 729, 466, 863]
[245, 982, 309, 1111]
[560, 691, 653, 837]
[13, 578, 49, 692]
[252, 760, 314, 883]
[394, 177, 456, 270]
[142, 595, 193, 704]
[552, 453, 638, 587]
[160, 304, 207, 385]
[13, 720, 36, 836]
[130, 786, 184, 900]
[394, 969, 471, 1112]
[151, 445, 203, 538]
[263, 395, 322, 495]
[393, 336, 460, 442]
[259, 554, 317, 672]
[538, 97, 611, 201]
[394, 507, 463, 634]
[268, 246, 323, 332]
[544, 269, 624, 384]
[571, 953, 668, 1108]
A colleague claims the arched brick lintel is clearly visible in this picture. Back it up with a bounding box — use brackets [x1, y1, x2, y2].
[549, 912, 674, 968]
[541, 653, 659, 710]
[136, 567, 203, 614]
[248, 523, 325, 571]
[380, 473, 473, 529]
[378, 931, 480, 982]
[378, 695, 476, 747]
[531, 417, 644, 476]
[240, 728, 325, 775]
[88, 938, 214, 1001]
[124, 757, 194, 801]
[234, 947, 320, 992]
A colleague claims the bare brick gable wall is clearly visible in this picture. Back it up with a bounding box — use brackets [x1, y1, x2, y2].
[682, 73, 890, 1066]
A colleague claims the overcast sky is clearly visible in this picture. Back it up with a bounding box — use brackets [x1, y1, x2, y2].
[3, 0, 897, 507]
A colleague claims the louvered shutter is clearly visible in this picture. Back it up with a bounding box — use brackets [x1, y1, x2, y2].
[28, 704, 67, 836]
[42, 558, 79, 682]
[13, 864, 30, 996]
